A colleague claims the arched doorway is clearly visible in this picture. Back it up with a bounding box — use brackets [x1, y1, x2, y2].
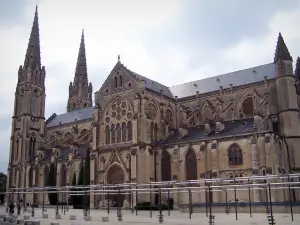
[106, 164, 125, 207]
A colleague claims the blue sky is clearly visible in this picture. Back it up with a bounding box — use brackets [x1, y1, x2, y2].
[0, 0, 300, 173]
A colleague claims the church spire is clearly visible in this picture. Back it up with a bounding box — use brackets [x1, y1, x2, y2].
[74, 29, 88, 87]
[274, 32, 293, 63]
[24, 6, 41, 70]
[67, 30, 93, 112]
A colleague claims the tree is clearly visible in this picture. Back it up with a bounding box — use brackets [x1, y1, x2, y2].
[47, 163, 57, 205]
[0, 173, 7, 204]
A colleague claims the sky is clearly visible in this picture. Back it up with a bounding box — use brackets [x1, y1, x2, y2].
[1, 0, 300, 173]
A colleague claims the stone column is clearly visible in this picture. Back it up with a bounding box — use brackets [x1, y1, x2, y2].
[131, 148, 137, 206]
[251, 137, 260, 202]
[210, 141, 219, 202]
[90, 155, 95, 208]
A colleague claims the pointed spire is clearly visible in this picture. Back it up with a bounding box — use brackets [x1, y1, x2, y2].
[295, 57, 300, 81]
[74, 29, 88, 86]
[67, 30, 92, 112]
[24, 6, 41, 70]
[274, 33, 293, 63]
[118, 54, 120, 62]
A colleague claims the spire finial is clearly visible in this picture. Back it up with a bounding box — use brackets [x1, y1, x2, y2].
[274, 32, 293, 63]
[23, 5, 41, 70]
[118, 54, 120, 62]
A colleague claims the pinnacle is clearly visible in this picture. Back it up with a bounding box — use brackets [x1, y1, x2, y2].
[274, 32, 293, 63]
[23, 6, 41, 70]
[74, 30, 88, 86]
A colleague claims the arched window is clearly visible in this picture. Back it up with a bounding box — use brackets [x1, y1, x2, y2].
[105, 125, 110, 144]
[35, 167, 39, 187]
[116, 124, 121, 143]
[44, 166, 49, 186]
[165, 109, 173, 125]
[15, 138, 19, 160]
[29, 134, 36, 159]
[60, 164, 67, 186]
[161, 150, 171, 181]
[121, 122, 126, 142]
[111, 124, 116, 143]
[185, 149, 197, 180]
[119, 75, 123, 87]
[127, 121, 132, 141]
[114, 77, 118, 88]
[228, 144, 243, 166]
[28, 167, 33, 187]
[241, 97, 254, 117]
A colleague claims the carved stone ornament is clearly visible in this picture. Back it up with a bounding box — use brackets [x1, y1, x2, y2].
[131, 148, 137, 156]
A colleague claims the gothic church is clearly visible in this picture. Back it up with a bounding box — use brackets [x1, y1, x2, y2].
[7, 7, 300, 209]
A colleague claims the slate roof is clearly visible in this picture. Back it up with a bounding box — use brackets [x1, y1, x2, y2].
[161, 118, 255, 145]
[168, 63, 276, 99]
[46, 107, 93, 128]
[46, 63, 276, 127]
[130, 71, 174, 98]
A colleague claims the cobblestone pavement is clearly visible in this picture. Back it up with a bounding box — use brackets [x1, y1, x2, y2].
[0, 206, 299, 225]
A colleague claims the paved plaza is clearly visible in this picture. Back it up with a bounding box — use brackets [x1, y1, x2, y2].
[1, 206, 300, 225]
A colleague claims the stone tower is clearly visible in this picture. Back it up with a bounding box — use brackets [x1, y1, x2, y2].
[7, 6, 46, 198]
[274, 33, 300, 172]
[67, 30, 93, 112]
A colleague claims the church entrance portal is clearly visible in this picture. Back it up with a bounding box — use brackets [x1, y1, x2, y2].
[106, 164, 125, 207]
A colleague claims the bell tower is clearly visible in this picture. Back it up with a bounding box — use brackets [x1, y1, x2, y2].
[7, 6, 46, 198]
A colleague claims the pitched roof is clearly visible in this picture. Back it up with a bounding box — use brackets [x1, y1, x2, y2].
[46, 107, 93, 128]
[47, 63, 276, 127]
[169, 63, 276, 99]
[161, 118, 255, 145]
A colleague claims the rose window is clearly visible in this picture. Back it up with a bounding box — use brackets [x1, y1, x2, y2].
[105, 98, 132, 124]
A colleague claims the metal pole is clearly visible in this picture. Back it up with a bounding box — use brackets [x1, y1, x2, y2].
[158, 188, 163, 223]
[135, 185, 138, 216]
[208, 185, 212, 221]
[117, 185, 122, 222]
[234, 177, 238, 221]
[188, 189, 192, 219]
[268, 183, 275, 225]
[248, 178, 252, 218]
[225, 189, 229, 214]
[107, 188, 110, 215]
[55, 153, 59, 217]
[42, 188, 45, 213]
[205, 181, 208, 217]
[167, 189, 170, 217]
[287, 173, 294, 221]
[150, 181, 152, 218]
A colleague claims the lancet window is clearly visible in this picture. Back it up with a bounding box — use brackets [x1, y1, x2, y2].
[228, 144, 243, 166]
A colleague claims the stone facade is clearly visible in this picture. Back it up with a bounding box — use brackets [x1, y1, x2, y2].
[6, 7, 300, 209]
